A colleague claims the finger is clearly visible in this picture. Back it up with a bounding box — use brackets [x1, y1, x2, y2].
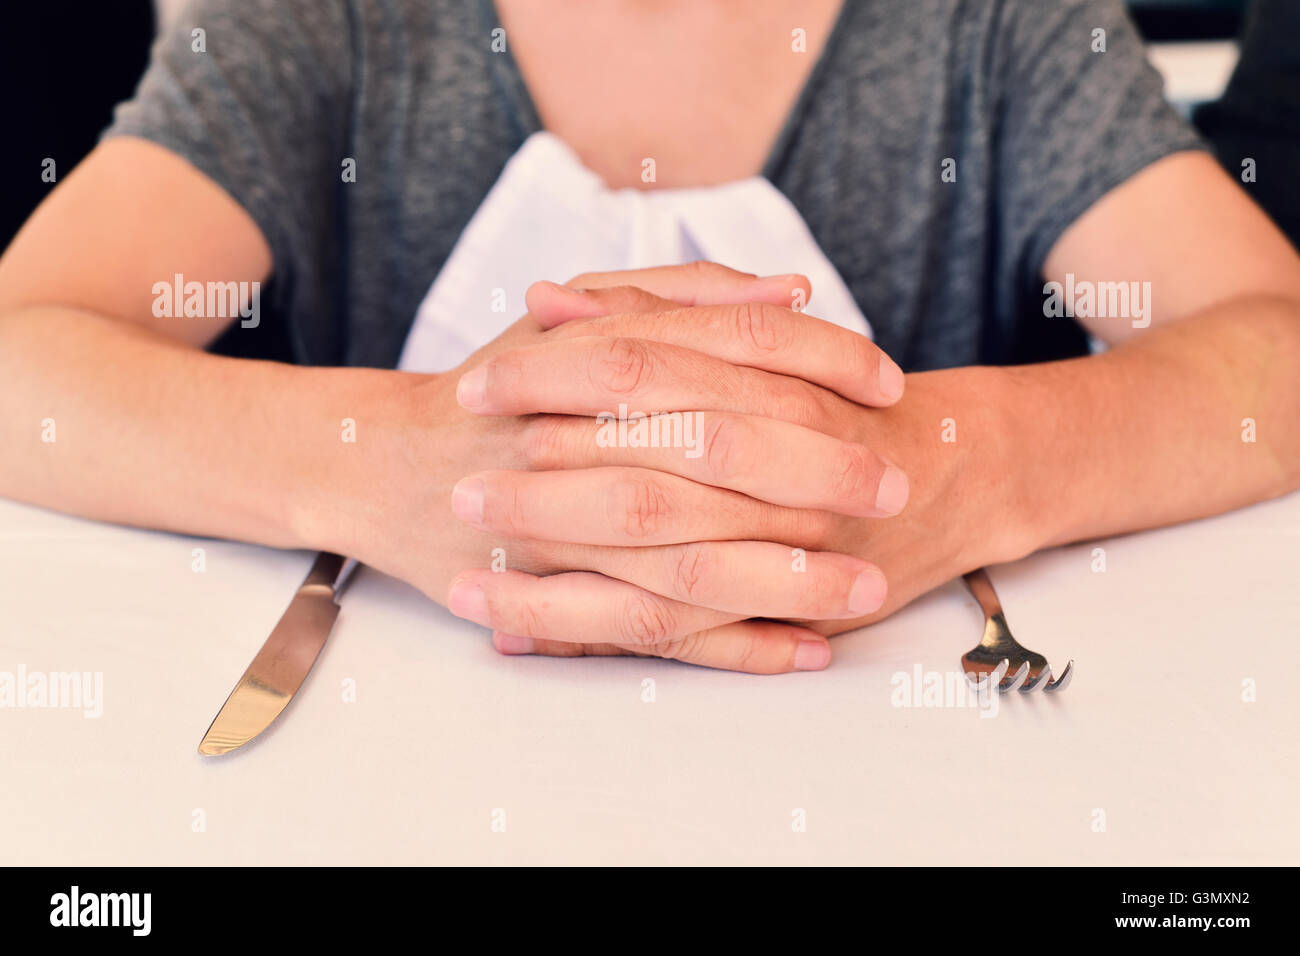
[493, 633, 629, 657]
[453, 463, 903, 546]
[522, 411, 909, 517]
[525, 275, 809, 330]
[460, 308, 901, 417]
[453, 471, 890, 618]
[644, 620, 832, 674]
[526, 266, 903, 409]
[447, 568, 742, 646]
[452, 466, 812, 546]
[548, 301, 904, 407]
[588, 540, 888, 619]
[456, 334, 853, 430]
[564, 261, 810, 308]
[499, 621, 834, 675]
[525, 281, 676, 329]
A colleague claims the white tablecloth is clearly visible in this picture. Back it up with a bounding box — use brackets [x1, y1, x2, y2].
[2, 491, 1297, 865]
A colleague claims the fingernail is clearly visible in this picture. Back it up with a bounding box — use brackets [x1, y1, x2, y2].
[794, 639, 831, 671]
[495, 633, 535, 654]
[448, 580, 490, 625]
[847, 568, 888, 614]
[457, 366, 487, 408]
[875, 466, 909, 516]
[878, 358, 905, 403]
[451, 477, 485, 524]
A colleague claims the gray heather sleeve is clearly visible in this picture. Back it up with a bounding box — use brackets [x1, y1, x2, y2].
[101, 0, 352, 355]
[994, 0, 1206, 290]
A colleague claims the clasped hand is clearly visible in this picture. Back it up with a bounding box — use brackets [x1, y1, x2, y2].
[350, 262, 994, 674]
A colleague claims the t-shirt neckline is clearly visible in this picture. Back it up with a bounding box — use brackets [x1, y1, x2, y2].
[476, 0, 852, 187]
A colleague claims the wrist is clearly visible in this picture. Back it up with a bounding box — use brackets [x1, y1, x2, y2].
[906, 364, 1046, 570]
[975, 362, 1064, 563]
[286, 367, 441, 561]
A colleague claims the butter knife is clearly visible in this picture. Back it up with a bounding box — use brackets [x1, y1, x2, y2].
[198, 552, 356, 756]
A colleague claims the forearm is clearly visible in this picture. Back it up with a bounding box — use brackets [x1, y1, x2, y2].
[994, 294, 1300, 555]
[0, 305, 400, 552]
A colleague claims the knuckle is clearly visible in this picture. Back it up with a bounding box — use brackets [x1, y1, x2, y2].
[728, 632, 760, 672]
[513, 600, 548, 640]
[484, 479, 528, 536]
[655, 631, 707, 663]
[590, 286, 654, 318]
[618, 593, 677, 645]
[830, 442, 876, 504]
[700, 415, 749, 481]
[589, 336, 653, 395]
[607, 473, 673, 539]
[729, 301, 789, 355]
[671, 544, 712, 602]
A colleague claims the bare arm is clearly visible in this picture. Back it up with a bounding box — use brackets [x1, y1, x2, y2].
[834, 153, 1300, 626]
[1005, 152, 1300, 554]
[0, 137, 370, 548]
[996, 295, 1300, 554]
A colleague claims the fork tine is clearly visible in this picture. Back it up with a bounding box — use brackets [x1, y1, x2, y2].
[1044, 660, 1074, 693]
[965, 657, 1009, 693]
[999, 661, 1030, 693]
[1019, 665, 1051, 693]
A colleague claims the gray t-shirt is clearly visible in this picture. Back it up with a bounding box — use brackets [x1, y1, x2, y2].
[104, 0, 1203, 371]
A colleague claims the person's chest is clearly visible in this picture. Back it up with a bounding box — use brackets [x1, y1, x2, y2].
[494, 0, 843, 189]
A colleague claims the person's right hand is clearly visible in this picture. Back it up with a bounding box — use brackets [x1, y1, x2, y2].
[316, 262, 907, 674]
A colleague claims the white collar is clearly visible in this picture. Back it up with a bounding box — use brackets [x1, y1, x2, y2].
[399, 131, 871, 372]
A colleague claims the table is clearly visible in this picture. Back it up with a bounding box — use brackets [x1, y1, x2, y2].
[1, 490, 1297, 865]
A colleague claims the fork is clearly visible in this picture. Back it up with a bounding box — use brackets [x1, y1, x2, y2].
[960, 567, 1073, 693]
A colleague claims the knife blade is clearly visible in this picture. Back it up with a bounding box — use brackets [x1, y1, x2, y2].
[198, 552, 354, 756]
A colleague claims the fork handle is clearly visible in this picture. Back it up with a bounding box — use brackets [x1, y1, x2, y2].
[962, 567, 1004, 619]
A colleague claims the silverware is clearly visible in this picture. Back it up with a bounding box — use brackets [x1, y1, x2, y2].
[960, 567, 1072, 694]
[198, 552, 356, 756]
